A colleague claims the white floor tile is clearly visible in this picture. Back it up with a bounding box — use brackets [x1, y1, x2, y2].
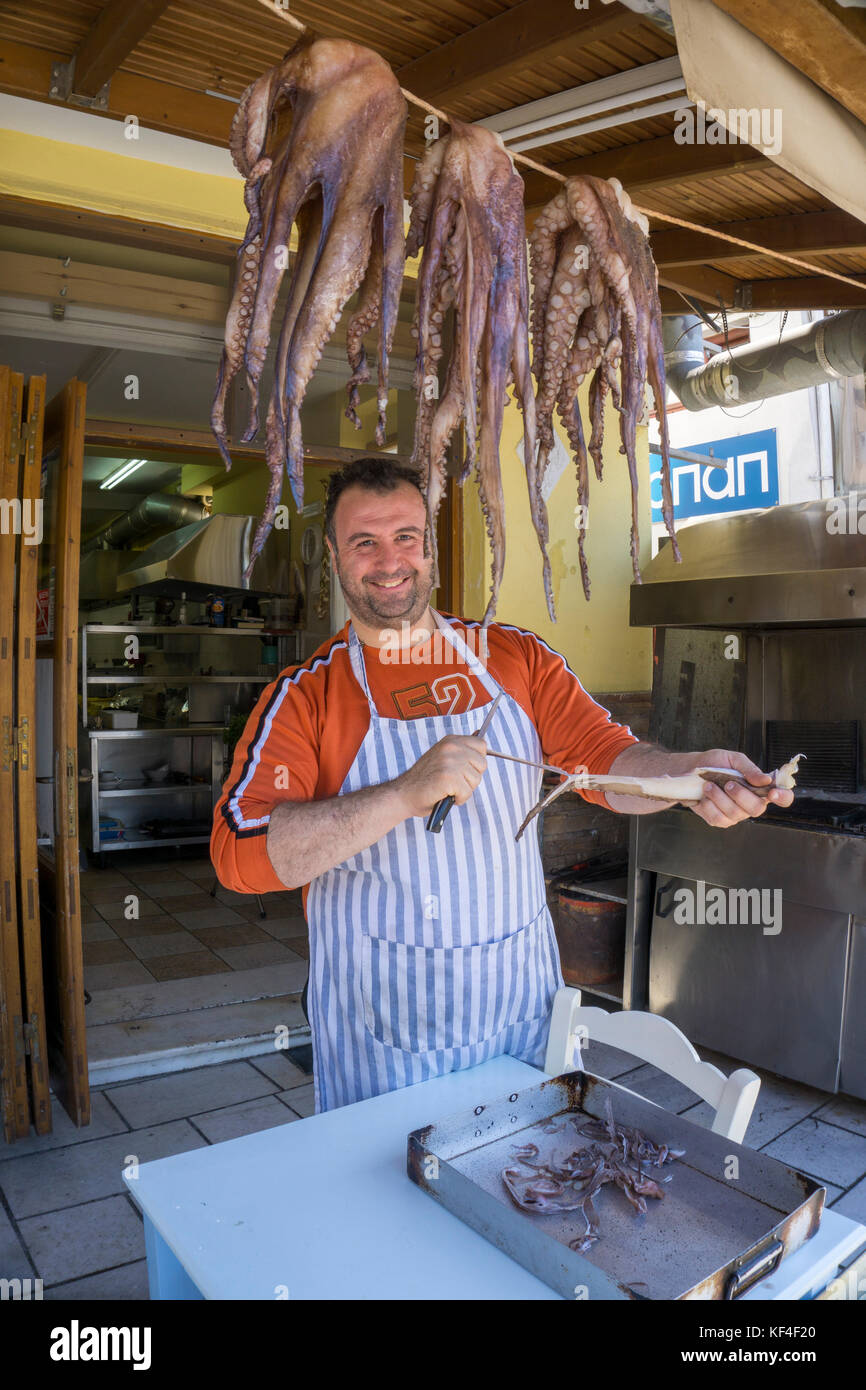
[277, 1082, 315, 1118]
[44, 1259, 150, 1300]
[762, 1118, 866, 1189]
[0, 1204, 33, 1279]
[212, 942, 302, 971]
[84, 962, 307, 1025]
[831, 1176, 866, 1225]
[85, 962, 155, 991]
[248, 1051, 310, 1090]
[814, 1095, 866, 1139]
[20, 1195, 144, 1285]
[0, 1120, 207, 1218]
[104, 1061, 280, 1128]
[125, 932, 208, 960]
[191, 1096, 299, 1143]
[87, 993, 307, 1067]
[173, 906, 246, 930]
[0, 1093, 129, 1160]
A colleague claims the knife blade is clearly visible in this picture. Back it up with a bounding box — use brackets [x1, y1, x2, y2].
[426, 689, 504, 833]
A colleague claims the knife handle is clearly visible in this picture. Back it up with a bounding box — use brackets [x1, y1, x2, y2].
[426, 794, 455, 834]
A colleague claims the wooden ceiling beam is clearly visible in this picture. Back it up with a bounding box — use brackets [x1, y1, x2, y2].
[83, 420, 402, 466]
[0, 39, 235, 143]
[395, 0, 640, 108]
[651, 210, 866, 267]
[73, 0, 174, 97]
[658, 274, 866, 314]
[709, 0, 866, 127]
[657, 263, 741, 305]
[1, 41, 419, 192]
[738, 274, 866, 311]
[522, 134, 764, 211]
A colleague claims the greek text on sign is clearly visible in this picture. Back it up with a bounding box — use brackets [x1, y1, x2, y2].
[650, 428, 779, 521]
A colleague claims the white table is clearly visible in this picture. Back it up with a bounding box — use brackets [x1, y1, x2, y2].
[123, 1056, 866, 1300]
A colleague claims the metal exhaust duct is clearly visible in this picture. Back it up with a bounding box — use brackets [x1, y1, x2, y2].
[82, 492, 208, 553]
[663, 310, 866, 411]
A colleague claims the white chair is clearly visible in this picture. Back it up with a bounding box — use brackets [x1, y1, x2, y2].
[543, 986, 761, 1144]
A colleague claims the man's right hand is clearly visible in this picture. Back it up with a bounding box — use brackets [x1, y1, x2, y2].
[394, 735, 488, 819]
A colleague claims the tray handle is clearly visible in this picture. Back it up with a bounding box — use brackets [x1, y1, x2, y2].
[725, 1238, 784, 1299]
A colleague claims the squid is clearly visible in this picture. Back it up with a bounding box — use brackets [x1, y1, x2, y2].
[514, 753, 804, 841]
[408, 120, 552, 627]
[211, 36, 407, 583]
[502, 1099, 683, 1252]
[529, 174, 681, 599]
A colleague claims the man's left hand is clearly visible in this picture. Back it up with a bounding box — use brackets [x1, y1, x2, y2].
[691, 749, 794, 829]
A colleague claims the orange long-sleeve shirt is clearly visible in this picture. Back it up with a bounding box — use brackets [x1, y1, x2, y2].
[211, 612, 639, 902]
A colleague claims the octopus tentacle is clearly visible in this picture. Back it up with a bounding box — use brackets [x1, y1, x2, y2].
[409, 121, 549, 626]
[529, 173, 679, 596]
[375, 167, 409, 445]
[512, 234, 551, 620]
[213, 38, 407, 583]
[211, 229, 265, 468]
[528, 191, 572, 370]
[344, 208, 383, 430]
[268, 197, 376, 522]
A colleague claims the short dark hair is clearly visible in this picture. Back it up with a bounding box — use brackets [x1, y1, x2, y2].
[324, 457, 425, 547]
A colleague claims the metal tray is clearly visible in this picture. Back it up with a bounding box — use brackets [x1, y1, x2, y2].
[407, 1071, 824, 1300]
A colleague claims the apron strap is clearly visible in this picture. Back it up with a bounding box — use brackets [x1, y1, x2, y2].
[348, 610, 501, 713]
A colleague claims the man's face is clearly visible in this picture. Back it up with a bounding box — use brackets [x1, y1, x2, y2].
[328, 481, 435, 631]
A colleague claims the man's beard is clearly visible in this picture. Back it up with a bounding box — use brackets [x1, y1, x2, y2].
[333, 553, 435, 631]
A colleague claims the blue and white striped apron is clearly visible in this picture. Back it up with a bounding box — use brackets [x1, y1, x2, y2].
[305, 611, 564, 1112]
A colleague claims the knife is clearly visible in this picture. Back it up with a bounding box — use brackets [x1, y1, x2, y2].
[426, 689, 504, 833]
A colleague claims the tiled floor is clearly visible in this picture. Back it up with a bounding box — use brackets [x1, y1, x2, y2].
[0, 1051, 315, 1298]
[2, 1039, 865, 1299]
[80, 851, 309, 991]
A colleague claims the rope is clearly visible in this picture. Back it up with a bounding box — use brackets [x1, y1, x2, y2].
[254, 0, 866, 295]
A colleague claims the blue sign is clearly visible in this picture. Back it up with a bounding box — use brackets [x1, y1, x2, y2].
[650, 428, 779, 522]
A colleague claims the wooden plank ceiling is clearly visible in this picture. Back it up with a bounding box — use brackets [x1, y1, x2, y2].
[1, 0, 865, 310]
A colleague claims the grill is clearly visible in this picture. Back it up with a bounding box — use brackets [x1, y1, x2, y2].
[628, 498, 866, 1099]
[766, 719, 859, 795]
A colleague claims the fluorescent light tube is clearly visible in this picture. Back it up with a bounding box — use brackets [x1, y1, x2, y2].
[100, 458, 148, 490]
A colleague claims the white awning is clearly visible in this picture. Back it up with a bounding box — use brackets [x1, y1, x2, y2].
[670, 0, 866, 223]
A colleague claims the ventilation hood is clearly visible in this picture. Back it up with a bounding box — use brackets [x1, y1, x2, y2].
[630, 498, 866, 628]
[116, 513, 291, 599]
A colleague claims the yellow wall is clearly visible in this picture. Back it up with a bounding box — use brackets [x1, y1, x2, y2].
[0, 129, 249, 239]
[462, 388, 652, 692]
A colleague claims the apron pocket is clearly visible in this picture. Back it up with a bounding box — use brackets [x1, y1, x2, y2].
[361, 905, 554, 1054]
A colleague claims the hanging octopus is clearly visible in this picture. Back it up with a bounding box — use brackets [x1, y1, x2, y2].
[211, 36, 407, 583]
[408, 120, 553, 627]
[529, 174, 680, 599]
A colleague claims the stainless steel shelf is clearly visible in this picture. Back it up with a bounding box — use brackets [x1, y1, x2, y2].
[87, 724, 224, 855]
[571, 983, 624, 1005]
[570, 876, 629, 906]
[99, 784, 211, 797]
[98, 835, 212, 850]
[86, 675, 272, 684]
[84, 624, 293, 636]
[89, 726, 224, 738]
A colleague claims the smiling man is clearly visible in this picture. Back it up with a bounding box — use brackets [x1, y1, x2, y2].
[212, 457, 792, 1113]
